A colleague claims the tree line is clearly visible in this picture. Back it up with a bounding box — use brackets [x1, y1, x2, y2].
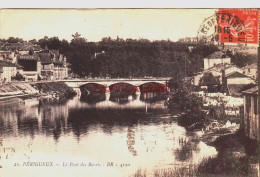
[1, 33, 255, 78]
[35, 34, 220, 78]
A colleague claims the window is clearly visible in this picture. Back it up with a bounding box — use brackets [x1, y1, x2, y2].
[254, 95, 258, 115]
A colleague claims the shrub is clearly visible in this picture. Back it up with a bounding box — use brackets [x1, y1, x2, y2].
[198, 151, 252, 176]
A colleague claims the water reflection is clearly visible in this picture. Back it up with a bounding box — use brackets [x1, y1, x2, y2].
[0, 93, 217, 177]
[140, 92, 169, 103]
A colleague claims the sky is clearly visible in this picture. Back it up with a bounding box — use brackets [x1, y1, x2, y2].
[0, 9, 217, 42]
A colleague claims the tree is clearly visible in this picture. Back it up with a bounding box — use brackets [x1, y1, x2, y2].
[29, 48, 34, 55]
[167, 79, 205, 129]
[29, 39, 37, 44]
[6, 37, 23, 43]
[231, 53, 256, 68]
[72, 32, 81, 39]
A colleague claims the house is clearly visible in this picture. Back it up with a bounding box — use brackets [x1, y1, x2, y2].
[221, 71, 255, 96]
[204, 51, 231, 70]
[94, 51, 105, 58]
[243, 63, 258, 80]
[226, 71, 255, 85]
[0, 42, 42, 55]
[193, 65, 255, 96]
[193, 63, 243, 86]
[0, 61, 17, 83]
[178, 37, 198, 43]
[17, 54, 41, 81]
[38, 49, 68, 80]
[0, 51, 17, 63]
[242, 86, 259, 140]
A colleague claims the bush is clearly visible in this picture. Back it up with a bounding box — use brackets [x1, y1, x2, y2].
[198, 151, 252, 176]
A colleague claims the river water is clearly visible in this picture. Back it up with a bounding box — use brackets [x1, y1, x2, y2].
[0, 91, 217, 177]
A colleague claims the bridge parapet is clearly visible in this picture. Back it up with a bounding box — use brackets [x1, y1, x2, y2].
[62, 78, 171, 88]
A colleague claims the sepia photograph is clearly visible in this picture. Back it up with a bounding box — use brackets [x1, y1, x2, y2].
[0, 8, 259, 177]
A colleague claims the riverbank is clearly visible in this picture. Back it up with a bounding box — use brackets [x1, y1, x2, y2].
[132, 128, 259, 177]
[0, 81, 76, 106]
[198, 129, 259, 177]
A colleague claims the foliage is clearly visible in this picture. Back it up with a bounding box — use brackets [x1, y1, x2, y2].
[0, 35, 223, 78]
[167, 79, 205, 128]
[1, 37, 24, 43]
[198, 151, 253, 176]
[35, 35, 220, 78]
[231, 53, 257, 68]
[212, 129, 259, 156]
[197, 129, 259, 176]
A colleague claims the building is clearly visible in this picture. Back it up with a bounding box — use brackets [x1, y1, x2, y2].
[0, 42, 42, 55]
[193, 64, 255, 96]
[94, 51, 105, 58]
[178, 37, 198, 43]
[17, 54, 41, 81]
[0, 61, 17, 83]
[243, 63, 258, 80]
[38, 49, 68, 80]
[193, 63, 244, 86]
[204, 51, 231, 70]
[242, 86, 259, 140]
[0, 51, 17, 63]
[226, 71, 255, 85]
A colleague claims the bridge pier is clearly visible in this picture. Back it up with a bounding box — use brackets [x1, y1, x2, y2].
[105, 88, 110, 101]
[136, 91, 141, 100]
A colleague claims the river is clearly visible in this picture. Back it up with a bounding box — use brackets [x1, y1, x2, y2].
[0, 90, 217, 177]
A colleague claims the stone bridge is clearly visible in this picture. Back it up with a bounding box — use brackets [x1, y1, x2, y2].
[62, 78, 171, 88]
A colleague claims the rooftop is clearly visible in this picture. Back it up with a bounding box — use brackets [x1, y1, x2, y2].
[226, 71, 249, 78]
[205, 51, 229, 59]
[242, 86, 258, 95]
[38, 52, 52, 64]
[0, 43, 42, 51]
[17, 54, 39, 60]
[0, 61, 17, 67]
[244, 63, 257, 69]
[195, 63, 241, 76]
[0, 51, 12, 55]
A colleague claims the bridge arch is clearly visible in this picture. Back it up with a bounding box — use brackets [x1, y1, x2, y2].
[109, 82, 137, 93]
[79, 83, 107, 104]
[139, 82, 169, 93]
[79, 83, 107, 94]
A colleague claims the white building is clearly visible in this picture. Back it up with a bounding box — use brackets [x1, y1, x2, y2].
[0, 61, 17, 83]
[193, 63, 243, 86]
[226, 71, 255, 85]
[204, 51, 231, 70]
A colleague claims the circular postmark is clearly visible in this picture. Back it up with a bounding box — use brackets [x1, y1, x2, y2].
[197, 10, 249, 44]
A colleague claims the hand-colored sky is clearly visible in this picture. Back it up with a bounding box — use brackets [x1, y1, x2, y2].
[0, 9, 216, 42]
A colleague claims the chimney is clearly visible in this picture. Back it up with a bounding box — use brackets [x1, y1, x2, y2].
[221, 69, 228, 94]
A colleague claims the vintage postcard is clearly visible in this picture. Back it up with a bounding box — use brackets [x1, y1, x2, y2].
[0, 9, 259, 177]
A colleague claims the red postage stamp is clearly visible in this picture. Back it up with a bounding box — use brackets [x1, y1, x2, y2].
[216, 9, 259, 44]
